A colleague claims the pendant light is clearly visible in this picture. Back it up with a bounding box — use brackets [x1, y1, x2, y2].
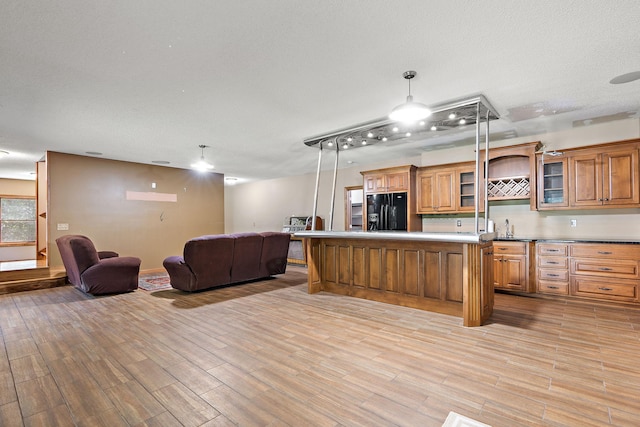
[191, 145, 214, 171]
[389, 71, 431, 123]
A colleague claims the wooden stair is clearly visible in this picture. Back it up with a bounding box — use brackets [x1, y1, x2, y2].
[0, 262, 68, 295]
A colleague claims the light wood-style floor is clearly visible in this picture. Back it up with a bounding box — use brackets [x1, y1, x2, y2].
[1, 266, 639, 426]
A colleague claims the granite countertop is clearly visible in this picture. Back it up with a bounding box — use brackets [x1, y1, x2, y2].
[294, 230, 496, 243]
[494, 237, 640, 244]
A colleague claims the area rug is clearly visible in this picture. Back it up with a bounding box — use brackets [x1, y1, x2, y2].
[138, 274, 172, 291]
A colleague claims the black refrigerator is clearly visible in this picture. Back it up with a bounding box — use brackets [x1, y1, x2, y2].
[366, 192, 407, 231]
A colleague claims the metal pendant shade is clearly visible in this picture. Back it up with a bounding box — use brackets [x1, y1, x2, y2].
[389, 71, 431, 123]
[191, 145, 214, 171]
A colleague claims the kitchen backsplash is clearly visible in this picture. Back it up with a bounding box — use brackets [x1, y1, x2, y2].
[421, 203, 640, 240]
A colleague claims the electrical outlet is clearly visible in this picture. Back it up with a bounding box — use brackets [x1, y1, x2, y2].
[456, 220, 462, 227]
[570, 219, 577, 227]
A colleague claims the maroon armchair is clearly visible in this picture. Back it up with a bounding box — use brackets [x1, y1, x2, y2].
[55, 235, 141, 295]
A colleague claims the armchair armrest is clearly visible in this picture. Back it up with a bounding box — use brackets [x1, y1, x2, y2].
[81, 256, 141, 294]
[98, 250, 119, 259]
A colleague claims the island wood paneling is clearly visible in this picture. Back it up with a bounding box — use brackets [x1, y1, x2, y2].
[304, 236, 493, 326]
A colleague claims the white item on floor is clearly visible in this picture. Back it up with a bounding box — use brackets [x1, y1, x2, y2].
[442, 411, 491, 427]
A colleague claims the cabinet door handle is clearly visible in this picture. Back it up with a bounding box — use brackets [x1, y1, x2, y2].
[598, 287, 613, 291]
[547, 286, 559, 289]
[604, 198, 609, 201]
[498, 247, 508, 250]
[548, 249, 560, 252]
[547, 274, 560, 277]
[598, 251, 613, 254]
[547, 261, 559, 264]
[599, 267, 612, 271]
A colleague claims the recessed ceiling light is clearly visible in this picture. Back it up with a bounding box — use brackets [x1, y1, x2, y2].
[430, 125, 437, 131]
[405, 132, 411, 137]
[152, 160, 171, 165]
[448, 113, 456, 120]
[459, 118, 466, 125]
[382, 137, 388, 142]
[86, 151, 102, 156]
[342, 143, 349, 149]
[327, 141, 334, 147]
[367, 132, 374, 138]
[419, 121, 425, 126]
[347, 137, 353, 142]
[361, 140, 367, 145]
[392, 127, 399, 132]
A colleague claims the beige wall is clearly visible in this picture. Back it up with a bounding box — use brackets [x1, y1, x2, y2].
[224, 155, 422, 234]
[0, 178, 35, 196]
[226, 118, 640, 240]
[0, 178, 36, 261]
[47, 152, 224, 271]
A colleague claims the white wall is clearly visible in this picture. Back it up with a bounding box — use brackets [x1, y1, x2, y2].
[225, 155, 421, 233]
[226, 118, 640, 240]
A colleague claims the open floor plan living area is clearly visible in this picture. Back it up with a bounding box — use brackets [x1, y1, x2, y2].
[2, 1, 640, 426]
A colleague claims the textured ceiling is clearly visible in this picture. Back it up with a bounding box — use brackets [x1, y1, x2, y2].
[1, 0, 639, 183]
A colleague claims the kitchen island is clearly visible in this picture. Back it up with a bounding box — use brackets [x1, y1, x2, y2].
[295, 231, 495, 326]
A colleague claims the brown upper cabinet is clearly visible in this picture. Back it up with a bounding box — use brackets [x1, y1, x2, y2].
[537, 138, 640, 210]
[363, 168, 412, 193]
[416, 166, 456, 213]
[569, 145, 639, 208]
[416, 141, 540, 215]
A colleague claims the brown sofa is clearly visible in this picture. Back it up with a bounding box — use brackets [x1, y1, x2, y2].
[56, 235, 141, 295]
[163, 232, 291, 292]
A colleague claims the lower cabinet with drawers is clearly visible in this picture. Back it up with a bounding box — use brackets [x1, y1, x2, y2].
[536, 241, 640, 303]
[537, 242, 570, 295]
[493, 240, 535, 293]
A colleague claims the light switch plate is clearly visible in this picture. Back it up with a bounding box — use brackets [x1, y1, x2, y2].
[570, 219, 577, 227]
[57, 223, 69, 231]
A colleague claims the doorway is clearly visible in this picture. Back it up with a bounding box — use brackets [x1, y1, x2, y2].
[344, 186, 363, 231]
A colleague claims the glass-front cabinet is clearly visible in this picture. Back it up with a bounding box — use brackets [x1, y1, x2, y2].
[537, 154, 569, 209]
[457, 166, 483, 212]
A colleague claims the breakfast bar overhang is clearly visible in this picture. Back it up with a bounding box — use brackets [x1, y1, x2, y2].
[296, 231, 495, 326]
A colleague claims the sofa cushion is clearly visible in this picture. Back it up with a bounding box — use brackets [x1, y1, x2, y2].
[230, 233, 263, 282]
[183, 235, 234, 289]
[259, 232, 291, 276]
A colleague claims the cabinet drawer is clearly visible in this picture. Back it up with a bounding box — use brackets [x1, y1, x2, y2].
[571, 277, 638, 301]
[570, 258, 639, 279]
[538, 257, 569, 269]
[537, 243, 568, 256]
[538, 268, 569, 281]
[494, 242, 526, 255]
[570, 243, 640, 260]
[538, 280, 569, 295]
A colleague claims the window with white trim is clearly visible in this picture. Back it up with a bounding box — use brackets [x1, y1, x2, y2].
[0, 197, 36, 244]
